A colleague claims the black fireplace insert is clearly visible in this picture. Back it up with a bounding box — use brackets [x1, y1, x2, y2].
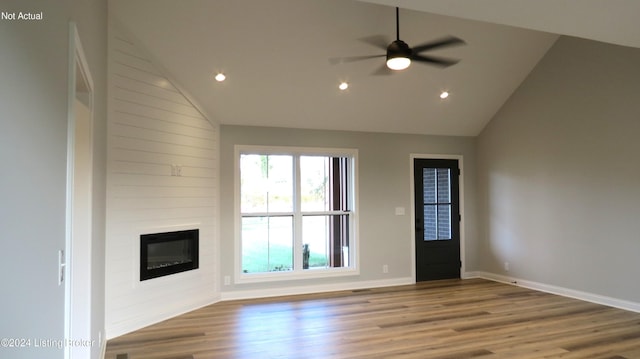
[140, 229, 199, 281]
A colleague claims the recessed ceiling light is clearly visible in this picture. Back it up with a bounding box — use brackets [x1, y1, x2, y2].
[440, 91, 449, 99]
[339, 82, 349, 91]
[214, 73, 226, 82]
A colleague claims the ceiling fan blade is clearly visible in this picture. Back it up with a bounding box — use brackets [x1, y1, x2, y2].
[411, 36, 465, 54]
[359, 35, 391, 50]
[329, 54, 385, 65]
[411, 53, 460, 68]
[371, 63, 393, 76]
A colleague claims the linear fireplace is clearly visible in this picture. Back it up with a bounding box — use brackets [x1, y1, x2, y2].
[140, 229, 199, 281]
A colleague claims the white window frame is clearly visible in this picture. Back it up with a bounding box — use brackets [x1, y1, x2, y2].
[234, 145, 360, 283]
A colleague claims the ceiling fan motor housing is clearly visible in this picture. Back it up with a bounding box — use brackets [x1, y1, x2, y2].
[386, 39, 412, 61]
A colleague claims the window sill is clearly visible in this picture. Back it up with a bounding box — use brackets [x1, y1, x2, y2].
[236, 267, 360, 284]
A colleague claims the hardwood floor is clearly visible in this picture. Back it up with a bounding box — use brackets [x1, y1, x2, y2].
[105, 279, 640, 359]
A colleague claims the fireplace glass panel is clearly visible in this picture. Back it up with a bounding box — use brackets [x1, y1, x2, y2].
[147, 240, 193, 269]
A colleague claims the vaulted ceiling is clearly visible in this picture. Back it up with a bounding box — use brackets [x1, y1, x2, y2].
[109, 0, 639, 136]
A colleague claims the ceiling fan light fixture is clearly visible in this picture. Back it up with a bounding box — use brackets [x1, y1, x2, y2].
[386, 40, 411, 70]
[386, 56, 411, 70]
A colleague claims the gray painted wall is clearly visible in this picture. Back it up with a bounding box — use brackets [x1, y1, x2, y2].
[0, 3, 68, 357]
[0, 0, 107, 357]
[220, 125, 478, 294]
[477, 36, 640, 302]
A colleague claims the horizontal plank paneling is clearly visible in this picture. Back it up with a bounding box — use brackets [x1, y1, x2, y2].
[109, 174, 214, 189]
[110, 135, 215, 159]
[110, 148, 216, 169]
[113, 97, 206, 124]
[112, 83, 189, 111]
[108, 185, 216, 199]
[110, 126, 214, 150]
[109, 197, 215, 211]
[106, 22, 219, 339]
[112, 112, 214, 139]
[110, 50, 163, 77]
[110, 160, 215, 179]
[113, 87, 202, 117]
[110, 62, 174, 92]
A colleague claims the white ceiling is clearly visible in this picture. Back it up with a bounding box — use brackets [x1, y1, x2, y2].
[363, 0, 640, 49]
[109, 0, 637, 136]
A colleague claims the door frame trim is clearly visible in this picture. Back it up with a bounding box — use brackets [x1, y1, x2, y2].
[66, 22, 95, 359]
[409, 154, 466, 282]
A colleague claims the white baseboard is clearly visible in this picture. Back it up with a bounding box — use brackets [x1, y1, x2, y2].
[220, 277, 415, 301]
[466, 271, 640, 313]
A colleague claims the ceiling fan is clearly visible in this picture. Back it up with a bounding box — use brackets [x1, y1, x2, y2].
[334, 7, 465, 74]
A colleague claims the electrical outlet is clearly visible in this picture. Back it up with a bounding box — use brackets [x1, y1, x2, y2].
[170, 164, 183, 176]
[504, 262, 510, 272]
[382, 264, 389, 274]
[224, 276, 231, 285]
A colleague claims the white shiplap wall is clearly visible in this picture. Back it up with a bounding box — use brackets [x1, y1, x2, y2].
[106, 23, 219, 339]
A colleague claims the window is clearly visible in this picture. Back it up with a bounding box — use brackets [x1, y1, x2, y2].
[237, 146, 358, 281]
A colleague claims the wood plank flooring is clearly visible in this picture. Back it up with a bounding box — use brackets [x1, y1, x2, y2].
[105, 279, 640, 359]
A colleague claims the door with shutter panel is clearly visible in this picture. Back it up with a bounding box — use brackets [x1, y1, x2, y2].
[414, 158, 461, 281]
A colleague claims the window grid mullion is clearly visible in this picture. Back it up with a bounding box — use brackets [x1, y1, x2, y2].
[300, 210, 354, 216]
[293, 155, 303, 271]
[435, 169, 440, 240]
[241, 212, 294, 217]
